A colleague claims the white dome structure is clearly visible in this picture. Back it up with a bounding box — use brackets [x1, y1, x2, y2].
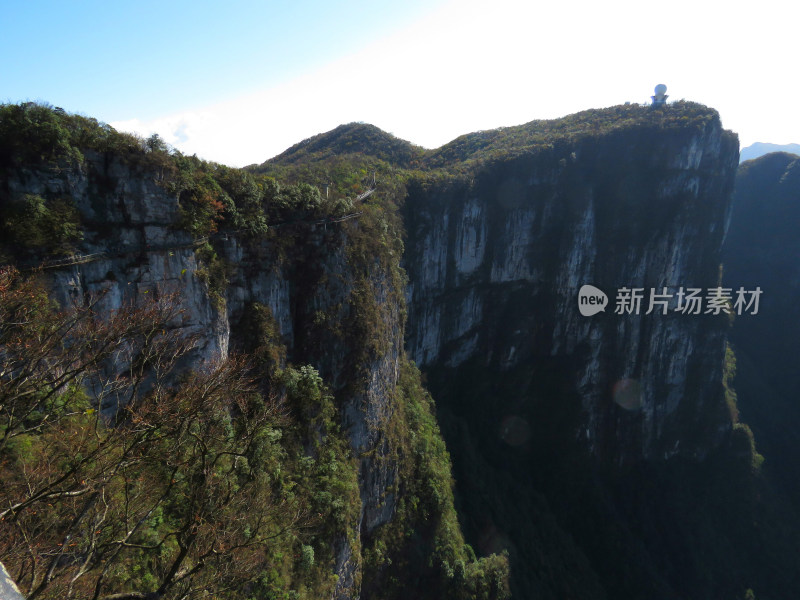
[651, 84, 669, 107]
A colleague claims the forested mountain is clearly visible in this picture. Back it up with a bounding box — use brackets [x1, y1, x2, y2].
[1, 101, 797, 599]
[724, 152, 800, 504]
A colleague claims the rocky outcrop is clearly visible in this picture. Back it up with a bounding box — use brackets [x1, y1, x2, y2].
[723, 151, 800, 500]
[404, 119, 740, 462]
[3, 152, 402, 599]
[1, 102, 744, 599]
[0, 561, 25, 600]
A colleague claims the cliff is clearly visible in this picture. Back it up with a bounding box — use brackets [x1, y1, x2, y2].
[261, 103, 741, 464]
[404, 109, 739, 463]
[724, 152, 800, 501]
[258, 105, 797, 599]
[0, 104, 507, 600]
[3, 102, 796, 600]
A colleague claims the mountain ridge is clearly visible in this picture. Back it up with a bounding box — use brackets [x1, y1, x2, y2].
[254, 101, 723, 174]
[739, 141, 800, 163]
[3, 101, 797, 600]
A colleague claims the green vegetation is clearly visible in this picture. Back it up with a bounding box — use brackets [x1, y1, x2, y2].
[194, 242, 231, 311]
[423, 353, 800, 600]
[423, 101, 721, 170]
[0, 102, 171, 170]
[0, 193, 83, 259]
[167, 149, 373, 240]
[361, 360, 510, 599]
[0, 100, 725, 263]
[262, 122, 426, 170]
[1, 98, 770, 599]
[724, 151, 800, 507]
[253, 101, 723, 180]
[250, 123, 510, 598]
[0, 101, 513, 599]
[721, 341, 765, 474]
[0, 267, 363, 600]
[0, 103, 378, 256]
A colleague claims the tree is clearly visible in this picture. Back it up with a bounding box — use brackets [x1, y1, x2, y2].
[0, 267, 310, 599]
[0, 194, 83, 258]
[144, 134, 169, 154]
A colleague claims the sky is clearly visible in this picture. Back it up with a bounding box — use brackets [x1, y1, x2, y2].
[3, 0, 798, 167]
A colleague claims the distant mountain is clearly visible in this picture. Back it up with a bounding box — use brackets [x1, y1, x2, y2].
[260, 122, 424, 169]
[740, 142, 800, 162]
[723, 151, 800, 501]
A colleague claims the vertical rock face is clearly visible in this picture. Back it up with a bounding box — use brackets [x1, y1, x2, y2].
[3, 154, 402, 599]
[221, 232, 403, 600]
[1, 102, 746, 599]
[404, 121, 739, 461]
[6, 151, 227, 367]
[0, 561, 25, 600]
[723, 151, 800, 500]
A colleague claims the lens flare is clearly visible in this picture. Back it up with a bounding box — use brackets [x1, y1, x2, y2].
[499, 415, 531, 447]
[612, 378, 642, 411]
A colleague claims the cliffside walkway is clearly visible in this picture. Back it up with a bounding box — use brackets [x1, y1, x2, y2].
[6, 181, 375, 273]
[10, 211, 365, 272]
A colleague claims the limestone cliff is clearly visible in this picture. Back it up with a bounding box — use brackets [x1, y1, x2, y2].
[724, 152, 800, 501]
[2, 151, 405, 598]
[0, 104, 511, 599]
[4, 101, 784, 600]
[403, 114, 740, 462]
[250, 102, 791, 600]
[254, 105, 797, 600]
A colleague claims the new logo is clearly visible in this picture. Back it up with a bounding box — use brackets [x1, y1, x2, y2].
[578, 285, 608, 316]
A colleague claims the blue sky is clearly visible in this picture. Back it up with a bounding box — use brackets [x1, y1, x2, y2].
[3, 0, 798, 166]
[2, 0, 438, 120]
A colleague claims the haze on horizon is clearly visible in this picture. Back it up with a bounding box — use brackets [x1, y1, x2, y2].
[3, 0, 797, 167]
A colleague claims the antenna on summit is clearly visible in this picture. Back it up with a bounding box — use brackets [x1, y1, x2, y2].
[651, 84, 668, 107]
